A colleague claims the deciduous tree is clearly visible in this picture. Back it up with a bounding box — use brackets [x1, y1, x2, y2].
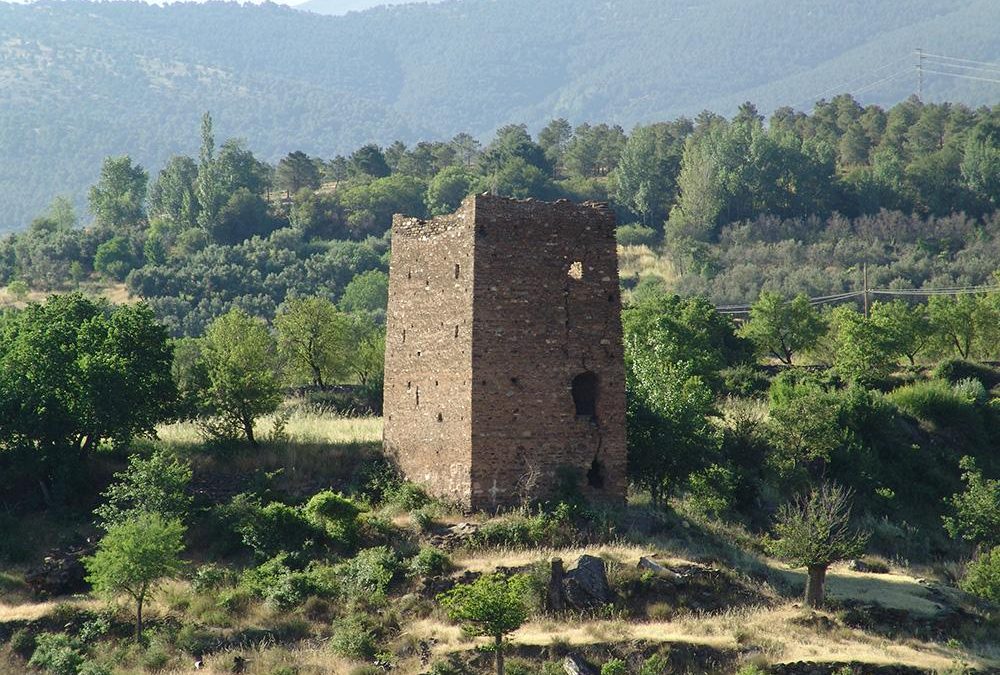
[768, 482, 868, 608]
[437, 573, 532, 675]
[84, 514, 186, 641]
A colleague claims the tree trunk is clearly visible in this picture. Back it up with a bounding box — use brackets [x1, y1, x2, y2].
[804, 565, 827, 609]
[243, 418, 257, 447]
[135, 595, 144, 642]
[494, 634, 504, 675]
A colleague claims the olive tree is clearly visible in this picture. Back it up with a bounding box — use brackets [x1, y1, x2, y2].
[768, 482, 868, 609]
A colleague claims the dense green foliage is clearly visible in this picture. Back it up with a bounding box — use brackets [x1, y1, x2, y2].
[94, 450, 192, 531]
[0, 294, 175, 506]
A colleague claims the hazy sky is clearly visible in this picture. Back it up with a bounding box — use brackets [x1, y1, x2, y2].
[3, 0, 438, 7]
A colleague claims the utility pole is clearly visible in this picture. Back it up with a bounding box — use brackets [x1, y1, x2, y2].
[863, 263, 870, 318]
[917, 47, 924, 99]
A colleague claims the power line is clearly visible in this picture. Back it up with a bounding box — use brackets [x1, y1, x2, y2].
[713, 285, 1000, 314]
[849, 69, 910, 97]
[920, 67, 1000, 86]
[922, 58, 1000, 76]
[920, 51, 1000, 70]
[796, 55, 912, 108]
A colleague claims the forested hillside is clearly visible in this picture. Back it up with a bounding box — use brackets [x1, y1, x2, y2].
[5, 94, 1000, 336]
[2, 0, 1000, 228]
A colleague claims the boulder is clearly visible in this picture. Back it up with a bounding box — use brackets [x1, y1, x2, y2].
[563, 555, 614, 609]
[638, 556, 683, 583]
[563, 653, 598, 675]
[24, 541, 93, 597]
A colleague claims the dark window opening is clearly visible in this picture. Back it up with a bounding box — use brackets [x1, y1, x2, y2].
[587, 459, 606, 489]
[454, 263, 460, 279]
[454, 325, 459, 338]
[572, 371, 599, 420]
[402, 328, 406, 343]
[437, 412, 443, 422]
[415, 387, 420, 407]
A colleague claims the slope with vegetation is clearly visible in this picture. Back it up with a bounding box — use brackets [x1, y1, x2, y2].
[2, 91, 1000, 671]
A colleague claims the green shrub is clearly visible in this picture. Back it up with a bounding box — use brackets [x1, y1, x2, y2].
[617, 223, 659, 247]
[471, 505, 575, 549]
[239, 554, 335, 610]
[237, 500, 324, 560]
[934, 359, 1000, 387]
[505, 659, 536, 675]
[960, 546, 1000, 604]
[735, 666, 767, 675]
[10, 628, 35, 660]
[639, 652, 670, 675]
[337, 546, 400, 602]
[427, 660, 461, 675]
[140, 642, 171, 670]
[217, 586, 254, 616]
[686, 463, 736, 518]
[721, 363, 770, 397]
[330, 613, 377, 660]
[304, 490, 363, 550]
[175, 624, 215, 655]
[601, 659, 627, 675]
[28, 633, 84, 675]
[410, 507, 434, 532]
[78, 663, 113, 675]
[384, 481, 431, 511]
[953, 377, 988, 405]
[408, 546, 452, 578]
[887, 379, 978, 425]
[191, 563, 233, 592]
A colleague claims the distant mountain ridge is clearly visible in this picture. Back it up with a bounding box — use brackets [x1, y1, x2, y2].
[1, 0, 999, 229]
[296, 0, 444, 15]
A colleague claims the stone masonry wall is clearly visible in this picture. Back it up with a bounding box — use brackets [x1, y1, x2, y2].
[383, 199, 476, 506]
[383, 195, 627, 510]
[469, 196, 627, 508]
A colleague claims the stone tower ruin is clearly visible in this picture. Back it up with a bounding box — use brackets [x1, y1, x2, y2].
[383, 195, 626, 510]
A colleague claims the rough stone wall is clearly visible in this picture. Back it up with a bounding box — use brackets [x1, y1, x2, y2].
[383, 199, 476, 506]
[383, 195, 627, 510]
[469, 196, 627, 508]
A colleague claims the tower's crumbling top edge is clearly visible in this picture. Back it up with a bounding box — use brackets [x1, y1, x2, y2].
[391, 194, 614, 240]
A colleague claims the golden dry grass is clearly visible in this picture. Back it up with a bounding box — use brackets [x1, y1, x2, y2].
[0, 598, 102, 622]
[156, 410, 383, 448]
[437, 544, 998, 670]
[0, 282, 132, 309]
[409, 603, 993, 671]
[617, 243, 678, 292]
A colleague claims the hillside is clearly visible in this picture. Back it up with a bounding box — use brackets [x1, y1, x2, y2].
[1, 0, 1000, 229]
[297, 0, 445, 15]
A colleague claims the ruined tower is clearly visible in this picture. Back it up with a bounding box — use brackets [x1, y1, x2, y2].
[383, 195, 626, 510]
